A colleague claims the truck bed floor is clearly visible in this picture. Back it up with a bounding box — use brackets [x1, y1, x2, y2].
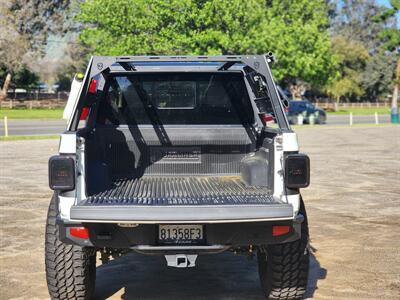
[85, 176, 274, 206]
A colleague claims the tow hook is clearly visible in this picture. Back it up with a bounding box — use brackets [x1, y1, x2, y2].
[164, 254, 198, 268]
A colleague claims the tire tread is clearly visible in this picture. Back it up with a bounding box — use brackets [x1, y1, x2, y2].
[258, 199, 309, 300]
[45, 194, 96, 300]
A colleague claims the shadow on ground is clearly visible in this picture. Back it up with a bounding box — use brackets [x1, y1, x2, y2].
[94, 249, 327, 300]
[305, 250, 328, 298]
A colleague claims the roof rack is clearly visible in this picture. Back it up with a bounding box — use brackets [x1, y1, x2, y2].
[89, 54, 276, 77]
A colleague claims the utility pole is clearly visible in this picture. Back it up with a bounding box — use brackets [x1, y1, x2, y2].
[391, 59, 399, 124]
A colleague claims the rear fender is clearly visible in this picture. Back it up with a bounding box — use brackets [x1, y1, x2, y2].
[273, 132, 300, 216]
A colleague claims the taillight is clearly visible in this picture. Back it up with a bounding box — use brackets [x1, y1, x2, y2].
[88, 78, 97, 94]
[69, 227, 90, 239]
[80, 107, 90, 120]
[272, 225, 291, 236]
[284, 153, 310, 188]
[49, 156, 75, 191]
[260, 113, 275, 125]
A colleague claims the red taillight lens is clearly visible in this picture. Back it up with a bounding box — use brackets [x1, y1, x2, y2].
[260, 113, 275, 125]
[272, 225, 291, 236]
[69, 227, 90, 239]
[80, 107, 90, 120]
[88, 79, 97, 94]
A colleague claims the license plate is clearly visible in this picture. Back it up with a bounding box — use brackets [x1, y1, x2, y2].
[158, 225, 204, 244]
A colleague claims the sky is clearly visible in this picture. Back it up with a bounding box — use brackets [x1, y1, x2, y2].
[377, 0, 400, 25]
[377, 0, 392, 5]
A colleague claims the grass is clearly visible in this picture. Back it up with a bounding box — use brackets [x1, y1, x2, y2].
[0, 108, 63, 119]
[327, 107, 390, 115]
[0, 134, 59, 141]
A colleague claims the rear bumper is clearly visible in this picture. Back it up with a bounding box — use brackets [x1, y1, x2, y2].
[69, 203, 294, 224]
[58, 214, 303, 249]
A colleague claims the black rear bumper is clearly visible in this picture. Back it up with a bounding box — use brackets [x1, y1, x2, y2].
[58, 214, 303, 249]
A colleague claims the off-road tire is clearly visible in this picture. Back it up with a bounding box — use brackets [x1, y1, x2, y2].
[45, 194, 96, 300]
[257, 198, 309, 300]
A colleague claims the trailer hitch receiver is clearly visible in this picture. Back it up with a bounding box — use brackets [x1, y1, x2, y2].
[164, 254, 198, 268]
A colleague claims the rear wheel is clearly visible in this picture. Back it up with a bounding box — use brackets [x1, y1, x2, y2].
[45, 194, 96, 300]
[257, 199, 309, 299]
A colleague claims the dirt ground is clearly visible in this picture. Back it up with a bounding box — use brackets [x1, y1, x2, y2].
[0, 125, 399, 300]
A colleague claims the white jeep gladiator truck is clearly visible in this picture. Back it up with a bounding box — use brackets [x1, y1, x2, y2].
[45, 55, 310, 300]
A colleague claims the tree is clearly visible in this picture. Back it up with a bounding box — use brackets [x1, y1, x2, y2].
[330, 0, 386, 49]
[0, 65, 39, 91]
[261, 0, 336, 99]
[0, 2, 29, 101]
[78, 0, 335, 95]
[0, 0, 71, 101]
[373, 0, 399, 122]
[9, 0, 71, 54]
[326, 36, 370, 103]
[362, 50, 397, 102]
[8, 66, 40, 89]
[329, 0, 399, 103]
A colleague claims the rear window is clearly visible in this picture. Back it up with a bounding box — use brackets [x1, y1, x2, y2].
[97, 73, 254, 125]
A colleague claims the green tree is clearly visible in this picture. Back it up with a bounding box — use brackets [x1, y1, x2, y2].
[260, 0, 336, 98]
[78, 0, 335, 96]
[326, 36, 370, 103]
[373, 0, 400, 52]
[0, 65, 39, 90]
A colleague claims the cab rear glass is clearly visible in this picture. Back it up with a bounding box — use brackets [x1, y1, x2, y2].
[96, 73, 255, 125]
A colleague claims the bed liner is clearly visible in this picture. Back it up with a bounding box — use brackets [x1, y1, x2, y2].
[85, 176, 273, 206]
[70, 176, 293, 223]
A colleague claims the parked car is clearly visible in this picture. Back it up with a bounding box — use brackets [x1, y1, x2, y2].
[288, 99, 326, 124]
[46, 55, 311, 300]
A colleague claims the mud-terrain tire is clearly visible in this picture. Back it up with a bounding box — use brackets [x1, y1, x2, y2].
[45, 194, 96, 300]
[257, 199, 309, 300]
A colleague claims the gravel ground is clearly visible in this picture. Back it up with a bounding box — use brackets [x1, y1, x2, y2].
[0, 125, 399, 300]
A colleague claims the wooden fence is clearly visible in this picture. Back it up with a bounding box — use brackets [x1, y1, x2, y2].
[0, 99, 67, 109]
[315, 101, 391, 111]
[6, 90, 69, 101]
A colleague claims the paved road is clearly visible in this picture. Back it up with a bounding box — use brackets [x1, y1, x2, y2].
[0, 115, 392, 136]
[0, 119, 67, 136]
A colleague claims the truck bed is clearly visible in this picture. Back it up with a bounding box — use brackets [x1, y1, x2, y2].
[85, 176, 273, 206]
[70, 177, 294, 223]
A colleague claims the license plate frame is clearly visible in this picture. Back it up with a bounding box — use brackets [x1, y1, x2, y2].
[158, 224, 204, 245]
